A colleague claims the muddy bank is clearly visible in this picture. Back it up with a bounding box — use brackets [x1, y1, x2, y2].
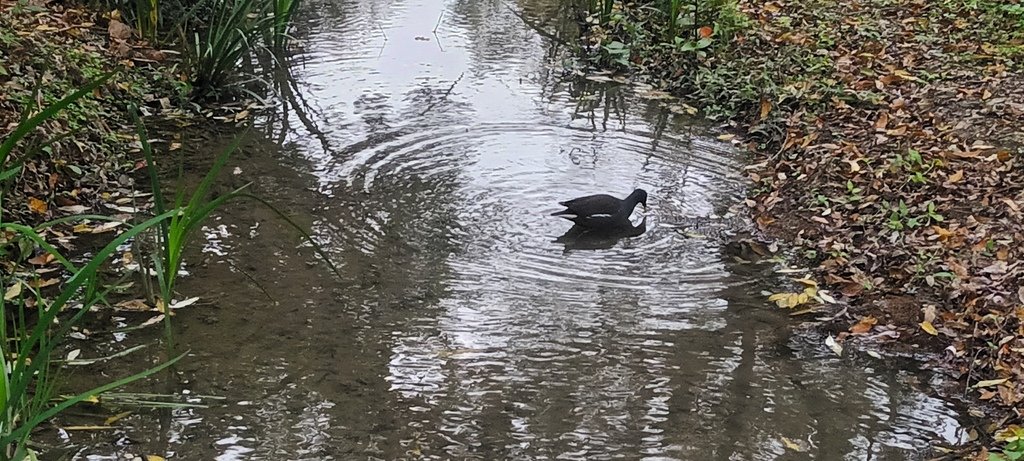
[575, 0, 1023, 456]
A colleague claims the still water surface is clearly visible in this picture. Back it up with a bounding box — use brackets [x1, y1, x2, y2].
[63, 0, 969, 459]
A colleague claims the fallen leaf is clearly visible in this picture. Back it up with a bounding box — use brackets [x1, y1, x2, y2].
[759, 97, 772, 120]
[922, 305, 937, 323]
[27, 253, 54, 265]
[104, 411, 133, 426]
[4, 282, 23, 301]
[108, 19, 131, 40]
[66, 349, 81, 361]
[92, 221, 124, 233]
[29, 278, 60, 288]
[139, 315, 165, 328]
[947, 169, 963, 183]
[28, 197, 48, 214]
[850, 316, 877, 334]
[146, 456, 165, 461]
[698, 26, 714, 38]
[114, 299, 151, 311]
[919, 321, 938, 336]
[780, 437, 804, 451]
[825, 335, 843, 356]
[874, 112, 889, 130]
[972, 378, 1009, 389]
[169, 297, 199, 309]
[59, 205, 91, 214]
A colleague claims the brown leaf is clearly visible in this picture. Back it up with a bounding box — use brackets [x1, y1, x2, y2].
[27, 254, 54, 265]
[28, 197, 48, 215]
[874, 112, 889, 130]
[850, 316, 877, 334]
[947, 169, 964, 183]
[841, 282, 864, 297]
[885, 125, 908, 136]
[108, 19, 131, 40]
[114, 299, 151, 311]
[759, 97, 772, 120]
[698, 26, 714, 38]
[28, 278, 60, 288]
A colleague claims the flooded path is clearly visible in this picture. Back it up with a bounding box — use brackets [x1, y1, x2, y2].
[64, 0, 969, 459]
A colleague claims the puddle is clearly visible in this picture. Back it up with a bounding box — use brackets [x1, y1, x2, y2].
[54, 0, 969, 459]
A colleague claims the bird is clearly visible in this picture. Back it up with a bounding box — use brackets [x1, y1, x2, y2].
[550, 188, 648, 229]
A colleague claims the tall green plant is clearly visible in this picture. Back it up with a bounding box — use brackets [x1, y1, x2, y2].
[0, 74, 187, 459]
[131, 109, 341, 343]
[134, 0, 160, 41]
[271, 0, 299, 49]
[132, 110, 251, 341]
[187, 0, 272, 97]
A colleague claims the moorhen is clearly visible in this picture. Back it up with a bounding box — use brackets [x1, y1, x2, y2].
[550, 188, 648, 229]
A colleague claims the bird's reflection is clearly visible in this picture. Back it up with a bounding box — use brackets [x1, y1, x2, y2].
[554, 218, 647, 251]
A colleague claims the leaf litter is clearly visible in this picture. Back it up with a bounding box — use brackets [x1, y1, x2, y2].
[577, 0, 1024, 452]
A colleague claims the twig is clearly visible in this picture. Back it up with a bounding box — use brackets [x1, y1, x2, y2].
[433, 10, 446, 51]
[433, 10, 444, 33]
[419, 72, 465, 116]
[226, 258, 277, 303]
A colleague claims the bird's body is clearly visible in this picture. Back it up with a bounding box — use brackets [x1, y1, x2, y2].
[551, 189, 647, 229]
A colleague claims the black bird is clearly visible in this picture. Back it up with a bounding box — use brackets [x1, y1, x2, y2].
[551, 188, 648, 229]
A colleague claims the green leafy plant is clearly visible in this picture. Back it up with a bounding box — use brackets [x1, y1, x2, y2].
[991, 425, 1024, 461]
[0, 76, 184, 459]
[602, 40, 631, 66]
[187, 0, 273, 98]
[271, 0, 299, 49]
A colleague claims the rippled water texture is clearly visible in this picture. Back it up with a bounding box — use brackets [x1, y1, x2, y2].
[61, 0, 969, 459]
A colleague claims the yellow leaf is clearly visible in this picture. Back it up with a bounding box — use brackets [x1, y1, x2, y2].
[919, 321, 938, 336]
[146, 456, 166, 461]
[793, 278, 818, 287]
[972, 378, 1009, 389]
[781, 437, 804, 451]
[104, 411, 133, 426]
[28, 197, 48, 215]
[768, 293, 790, 302]
[82, 395, 100, 404]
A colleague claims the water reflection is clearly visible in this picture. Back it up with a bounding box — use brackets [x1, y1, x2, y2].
[56, 0, 969, 459]
[553, 218, 648, 251]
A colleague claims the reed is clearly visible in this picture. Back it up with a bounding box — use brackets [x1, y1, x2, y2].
[0, 74, 190, 459]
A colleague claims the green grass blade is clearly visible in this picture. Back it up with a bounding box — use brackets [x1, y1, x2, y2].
[0, 351, 188, 447]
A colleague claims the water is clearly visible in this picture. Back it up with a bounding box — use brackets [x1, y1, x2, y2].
[55, 0, 969, 459]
